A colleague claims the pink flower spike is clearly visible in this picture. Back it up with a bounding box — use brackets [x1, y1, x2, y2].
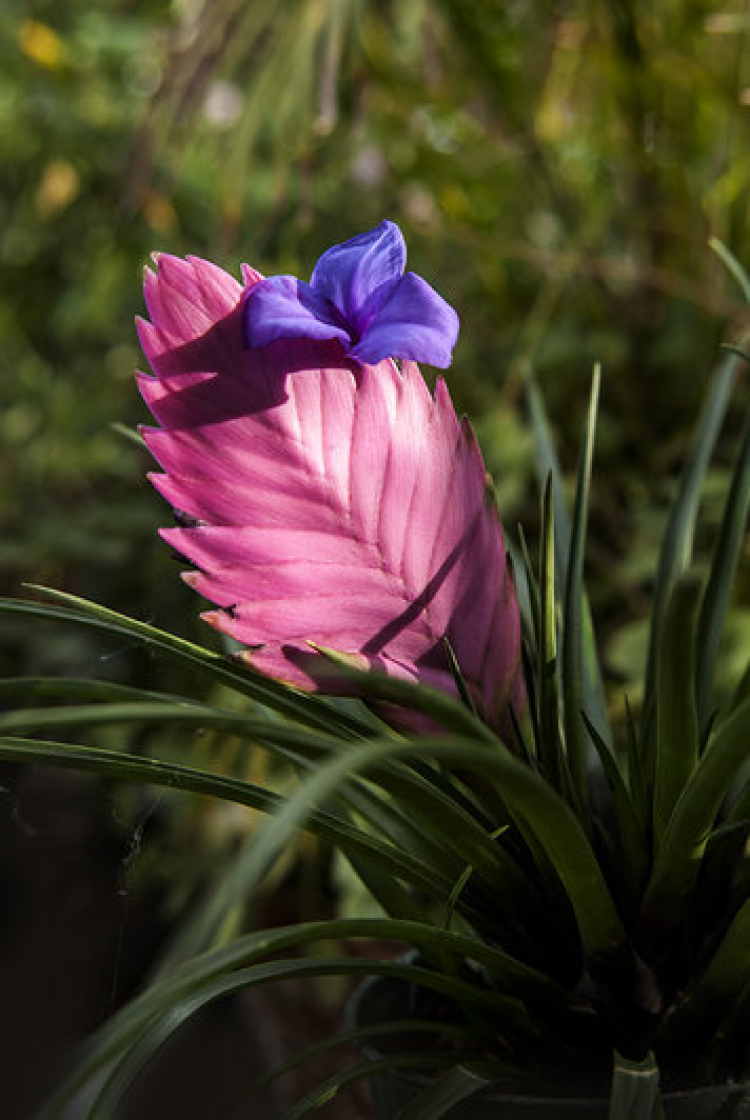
[137, 253, 524, 736]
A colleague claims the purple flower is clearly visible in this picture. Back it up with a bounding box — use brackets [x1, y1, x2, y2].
[244, 220, 459, 368]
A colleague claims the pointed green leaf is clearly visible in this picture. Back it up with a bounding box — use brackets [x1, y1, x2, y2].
[643, 695, 750, 928]
[397, 1062, 506, 1119]
[653, 571, 702, 842]
[1, 589, 372, 739]
[527, 374, 609, 738]
[562, 364, 608, 810]
[641, 348, 742, 745]
[0, 735, 450, 899]
[696, 418, 750, 727]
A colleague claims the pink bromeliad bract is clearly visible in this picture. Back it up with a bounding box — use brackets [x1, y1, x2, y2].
[137, 226, 524, 735]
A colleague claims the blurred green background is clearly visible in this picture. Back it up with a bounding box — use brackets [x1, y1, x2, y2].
[3, 0, 749, 695]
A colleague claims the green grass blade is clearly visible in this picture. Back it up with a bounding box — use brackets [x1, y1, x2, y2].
[87, 960, 509, 1120]
[562, 364, 608, 809]
[653, 571, 702, 842]
[0, 696, 546, 941]
[0, 677, 200, 705]
[1, 589, 373, 739]
[0, 713, 549, 956]
[659, 899, 750, 1051]
[526, 376, 572, 585]
[242, 733, 626, 962]
[527, 374, 609, 741]
[166, 753, 515, 968]
[642, 694, 750, 931]
[308, 643, 497, 742]
[538, 476, 564, 787]
[0, 736, 449, 898]
[709, 237, 750, 304]
[444, 637, 479, 718]
[696, 417, 750, 728]
[35, 928, 547, 1120]
[343, 851, 427, 922]
[397, 1062, 505, 1119]
[581, 713, 648, 899]
[641, 348, 742, 742]
[0, 693, 502, 882]
[703, 977, 750, 1079]
[284, 1055, 479, 1120]
[258, 1019, 480, 1085]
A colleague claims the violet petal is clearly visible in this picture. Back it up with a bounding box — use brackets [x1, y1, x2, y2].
[245, 274, 351, 349]
[310, 220, 406, 336]
[349, 271, 460, 368]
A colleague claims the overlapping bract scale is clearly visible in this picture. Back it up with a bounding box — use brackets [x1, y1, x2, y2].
[137, 255, 524, 733]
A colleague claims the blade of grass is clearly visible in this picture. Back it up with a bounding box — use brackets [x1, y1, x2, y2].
[581, 712, 648, 900]
[35, 923, 553, 1120]
[658, 899, 750, 1051]
[709, 237, 750, 304]
[257, 1019, 483, 1088]
[86, 958, 523, 1120]
[0, 677, 203, 705]
[308, 644, 497, 743]
[397, 1062, 508, 1119]
[526, 374, 610, 738]
[696, 417, 750, 729]
[219, 731, 627, 963]
[285, 1056, 490, 1120]
[562, 364, 608, 812]
[444, 637, 479, 718]
[0, 697, 502, 879]
[538, 476, 564, 787]
[0, 735, 450, 899]
[642, 694, 750, 932]
[1, 589, 372, 739]
[640, 347, 743, 749]
[0, 690, 548, 950]
[7, 723, 625, 963]
[653, 571, 702, 843]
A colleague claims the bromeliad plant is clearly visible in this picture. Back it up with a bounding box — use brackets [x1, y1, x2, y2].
[1, 221, 749, 1118]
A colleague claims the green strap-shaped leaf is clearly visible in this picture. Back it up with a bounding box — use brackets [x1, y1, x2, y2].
[538, 476, 565, 788]
[397, 1062, 506, 1119]
[653, 571, 702, 842]
[308, 642, 499, 743]
[1, 588, 372, 739]
[88, 962, 510, 1120]
[229, 732, 626, 963]
[640, 347, 741, 751]
[258, 1018, 481, 1087]
[696, 417, 750, 729]
[284, 1055, 484, 1120]
[582, 713, 648, 900]
[563, 365, 609, 812]
[34, 929, 550, 1120]
[527, 375, 610, 743]
[0, 735, 451, 899]
[709, 237, 750, 304]
[643, 695, 750, 930]
[0, 696, 530, 895]
[658, 899, 750, 1052]
[0, 676, 201, 705]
